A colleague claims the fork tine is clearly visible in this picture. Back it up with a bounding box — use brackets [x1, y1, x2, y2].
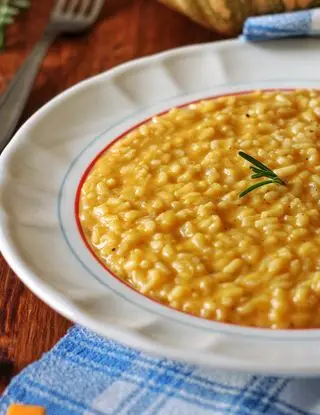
[52, 0, 67, 16]
[87, 0, 104, 23]
[79, 0, 90, 15]
[67, 0, 80, 13]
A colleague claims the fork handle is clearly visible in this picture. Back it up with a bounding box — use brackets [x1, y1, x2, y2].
[0, 31, 57, 153]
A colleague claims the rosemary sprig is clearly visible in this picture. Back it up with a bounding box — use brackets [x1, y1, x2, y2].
[239, 151, 285, 198]
[0, 0, 30, 50]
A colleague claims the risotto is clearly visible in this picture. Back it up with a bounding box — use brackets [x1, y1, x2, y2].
[78, 90, 320, 329]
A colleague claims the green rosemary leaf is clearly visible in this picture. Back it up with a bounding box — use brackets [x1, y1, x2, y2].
[239, 151, 273, 173]
[251, 172, 266, 179]
[250, 166, 277, 178]
[239, 180, 275, 198]
[0, 16, 13, 24]
[0, 0, 30, 50]
[273, 176, 286, 185]
[254, 171, 277, 181]
[0, 6, 19, 15]
[250, 166, 262, 173]
[12, 0, 29, 7]
[239, 151, 286, 198]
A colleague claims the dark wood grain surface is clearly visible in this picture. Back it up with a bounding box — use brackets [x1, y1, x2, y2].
[0, 0, 228, 393]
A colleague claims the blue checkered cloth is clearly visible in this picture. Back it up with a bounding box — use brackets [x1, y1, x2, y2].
[243, 8, 320, 41]
[1, 326, 320, 415]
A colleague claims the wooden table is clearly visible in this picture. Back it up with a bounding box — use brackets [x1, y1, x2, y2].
[0, 0, 227, 393]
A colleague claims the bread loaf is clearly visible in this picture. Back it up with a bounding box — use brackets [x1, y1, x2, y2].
[159, 0, 320, 34]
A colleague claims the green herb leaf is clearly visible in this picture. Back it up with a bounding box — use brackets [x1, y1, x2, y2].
[239, 151, 286, 198]
[0, 0, 30, 50]
[239, 151, 274, 173]
[239, 180, 276, 198]
[251, 172, 266, 179]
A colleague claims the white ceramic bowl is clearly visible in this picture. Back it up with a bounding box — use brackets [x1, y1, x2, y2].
[1, 38, 320, 376]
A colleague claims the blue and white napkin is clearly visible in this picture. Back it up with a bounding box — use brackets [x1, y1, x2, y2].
[1, 326, 320, 415]
[243, 8, 320, 41]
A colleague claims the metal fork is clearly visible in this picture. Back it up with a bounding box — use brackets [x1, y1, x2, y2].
[0, 0, 104, 153]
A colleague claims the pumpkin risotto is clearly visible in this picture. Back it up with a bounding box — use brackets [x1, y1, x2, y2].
[78, 90, 320, 329]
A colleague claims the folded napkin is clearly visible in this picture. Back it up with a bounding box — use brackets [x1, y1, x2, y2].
[243, 8, 320, 40]
[1, 326, 320, 415]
